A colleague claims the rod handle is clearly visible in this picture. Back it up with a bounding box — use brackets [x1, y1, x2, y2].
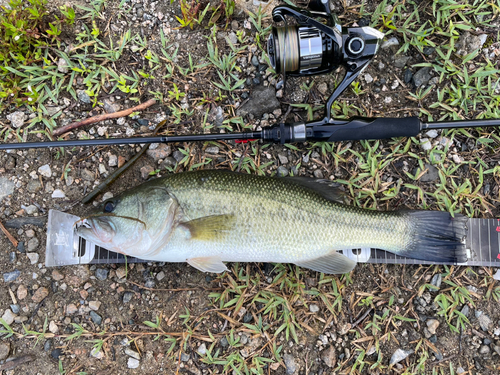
[315, 116, 422, 142]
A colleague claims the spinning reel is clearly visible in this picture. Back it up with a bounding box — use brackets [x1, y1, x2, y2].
[267, 0, 384, 121]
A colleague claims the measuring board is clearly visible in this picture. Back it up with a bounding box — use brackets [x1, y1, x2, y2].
[44, 209, 500, 268]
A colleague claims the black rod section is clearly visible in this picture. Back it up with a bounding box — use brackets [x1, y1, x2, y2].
[0, 132, 262, 150]
[423, 118, 500, 130]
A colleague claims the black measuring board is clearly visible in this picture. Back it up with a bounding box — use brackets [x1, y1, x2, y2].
[81, 218, 500, 268]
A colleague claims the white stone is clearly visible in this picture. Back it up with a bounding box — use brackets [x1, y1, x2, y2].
[97, 126, 107, 136]
[25, 205, 37, 215]
[125, 348, 141, 359]
[89, 301, 101, 311]
[52, 189, 66, 198]
[452, 154, 461, 164]
[27, 252, 39, 264]
[420, 138, 432, 151]
[127, 358, 140, 369]
[6, 111, 26, 128]
[38, 164, 52, 178]
[425, 130, 438, 139]
[364, 73, 373, 83]
[197, 343, 207, 355]
[91, 348, 104, 359]
[49, 320, 59, 334]
[309, 304, 320, 313]
[98, 164, 107, 174]
[57, 57, 69, 73]
[108, 154, 118, 167]
[1, 309, 16, 325]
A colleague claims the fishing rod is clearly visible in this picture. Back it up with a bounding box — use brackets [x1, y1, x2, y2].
[1, 0, 499, 151]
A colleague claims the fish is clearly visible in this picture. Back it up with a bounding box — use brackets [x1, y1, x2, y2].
[76, 169, 468, 274]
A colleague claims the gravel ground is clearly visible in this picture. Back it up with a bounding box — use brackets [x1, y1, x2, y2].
[0, 0, 499, 373]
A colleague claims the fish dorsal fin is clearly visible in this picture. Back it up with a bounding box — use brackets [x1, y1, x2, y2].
[187, 256, 228, 273]
[181, 214, 235, 241]
[295, 250, 356, 275]
[286, 177, 348, 204]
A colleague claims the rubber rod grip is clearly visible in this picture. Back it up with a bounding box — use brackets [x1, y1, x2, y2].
[325, 116, 422, 142]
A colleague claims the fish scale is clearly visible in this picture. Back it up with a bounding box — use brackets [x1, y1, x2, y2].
[77, 169, 468, 274]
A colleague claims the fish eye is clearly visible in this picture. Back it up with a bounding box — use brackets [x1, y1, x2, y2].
[104, 201, 115, 213]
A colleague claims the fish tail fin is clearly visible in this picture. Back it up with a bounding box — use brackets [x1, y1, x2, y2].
[398, 210, 468, 263]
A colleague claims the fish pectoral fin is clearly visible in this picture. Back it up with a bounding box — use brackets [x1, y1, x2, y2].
[295, 250, 356, 275]
[181, 214, 235, 241]
[187, 256, 228, 273]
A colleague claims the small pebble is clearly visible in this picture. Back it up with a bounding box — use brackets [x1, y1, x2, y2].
[51, 348, 62, 360]
[381, 37, 399, 49]
[273, 165, 289, 177]
[420, 138, 432, 151]
[32, 287, 49, 303]
[2, 309, 16, 325]
[309, 304, 320, 313]
[3, 270, 21, 283]
[125, 348, 141, 360]
[425, 130, 438, 138]
[283, 353, 297, 374]
[17, 285, 27, 300]
[91, 348, 104, 359]
[27, 252, 39, 264]
[66, 304, 78, 314]
[95, 268, 109, 280]
[37, 164, 52, 178]
[321, 346, 336, 368]
[313, 170, 323, 179]
[49, 321, 59, 334]
[52, 189, 66, 199]
[123, 292, 134, 303]
[27, 237, 39, 252]
[128, 358, 140, 369]
[431, 274, 442, 289]
[89, 301, 101, 311]
[479, 345, 490, 355]
[426, 319, 440, 335]
[476, 311, 492, 331]
[251, 55, 259, 67]
[390, 348, 413, 365]
[404, 69, 413, 83]
[197, 343, 207, 355]
[90, 311, 102, 325]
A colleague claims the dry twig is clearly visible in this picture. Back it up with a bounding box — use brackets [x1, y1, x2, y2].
[52, 98, 156, 137]
[0, 219, 18, 247]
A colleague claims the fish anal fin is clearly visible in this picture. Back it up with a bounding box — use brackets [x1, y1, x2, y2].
[181, 214, 234, 241]
[286, 177, 348, 204]
[296, 250, 356, 275]
[187, 256, 228, 273]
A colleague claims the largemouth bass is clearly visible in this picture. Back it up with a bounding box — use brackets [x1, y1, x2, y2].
[76, 169, 468, 274]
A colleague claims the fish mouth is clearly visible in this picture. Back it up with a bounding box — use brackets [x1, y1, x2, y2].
[76, 217, 116, 244]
